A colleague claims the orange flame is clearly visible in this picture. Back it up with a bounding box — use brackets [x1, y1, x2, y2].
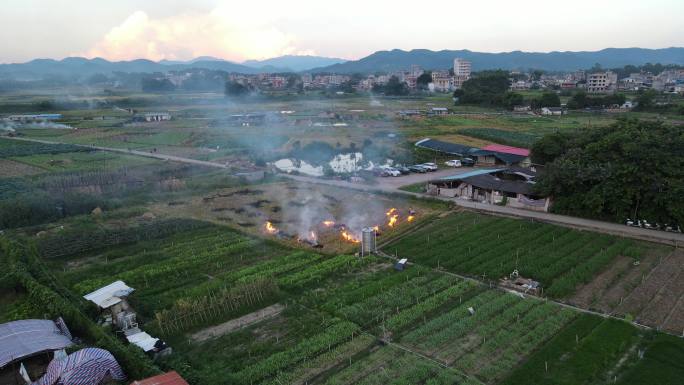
[341, 230, 360, 243]
[264, 221, 278, 234]
[322, 220, 335, 227]
[386, 208, 397, 216]
[372, 225, 380, 232]
[407, 215, 415, 222]
[388, 215, 398, 227]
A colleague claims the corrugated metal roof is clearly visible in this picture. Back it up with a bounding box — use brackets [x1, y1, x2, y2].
[471, 150, 527, 165]
[437, 168, 505, 181]
[415, 138, 478, 156]
[0, 319, 73, 368]
[83, 280, 134, 309]
[131, 371, 189, 385]
[459, 174, 534, 195]
[481, 144, 530, 157]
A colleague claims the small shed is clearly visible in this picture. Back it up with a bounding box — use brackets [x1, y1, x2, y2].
[394, 258, 408, 271]
[83, 280, 134, 310]
[83, 281, 136, 329]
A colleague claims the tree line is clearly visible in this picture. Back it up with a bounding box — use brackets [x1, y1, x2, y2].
[532, 118, 684, 225]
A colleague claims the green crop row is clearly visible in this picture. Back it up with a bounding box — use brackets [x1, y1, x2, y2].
[385, 212, 650, 298]
[262, 333, 376, 385]
[323, 345, 479, 385]
[233, 320, 360, 384]
[0, 138, 89, 158]
[501, 314, 639, 385]
[458, 128, 538, 147]
[385, 280, 479, 334]
[338, 273, 462, 328]
[277, 254, 367, 290]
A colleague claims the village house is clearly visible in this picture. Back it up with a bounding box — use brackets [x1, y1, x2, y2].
[427, 168, 550, 212]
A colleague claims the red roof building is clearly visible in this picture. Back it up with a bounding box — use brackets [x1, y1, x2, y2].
[130, 371, 189, 385]
[480, 144, 530, 157]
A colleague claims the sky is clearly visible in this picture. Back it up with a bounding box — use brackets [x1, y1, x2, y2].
[1, 0, 683, 64]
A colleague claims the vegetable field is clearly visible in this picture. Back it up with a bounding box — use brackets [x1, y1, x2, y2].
[384, 211, 654, 298]
[0, 137, 89, 158]
[11, 212, 684, 385]
[457, 128, 538, 148]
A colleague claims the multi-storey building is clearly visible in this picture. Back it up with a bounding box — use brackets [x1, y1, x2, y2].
[453, 58, 472, 78]
[431, 70, 453, 92]
[586, 71, 617, 93]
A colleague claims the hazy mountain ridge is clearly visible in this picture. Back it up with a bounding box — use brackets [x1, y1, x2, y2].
[0, 55, 346, 78]
[242, 55, 347, 71]
[1, 48, 682, 79]
[311, 47, 684, 73]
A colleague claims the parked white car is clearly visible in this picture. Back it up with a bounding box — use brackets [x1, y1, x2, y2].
[385, 167, 401, 177]
[420, 162, 438, 171]
[444, 159, 462, 167]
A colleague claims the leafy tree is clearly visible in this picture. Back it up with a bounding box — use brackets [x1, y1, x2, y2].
[530, 131, 573, 164]
[454, 70, 511, 106]
[225, 81, 249, 96]
[567, 91, 626, 109]
[634, 89, 657, 111]
[534, 118, 684, 224]
[531, 70, 544, 81]
[537, 91, 561, 108]
[502, 92, 524, 110]
[416, 72, 432, 90]
[141, 77, 175, 92]
[383, 76, 409, 96]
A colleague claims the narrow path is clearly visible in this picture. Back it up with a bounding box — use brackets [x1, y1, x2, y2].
[8, 136, 684, 246]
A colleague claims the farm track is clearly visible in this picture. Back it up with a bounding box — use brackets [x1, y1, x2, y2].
[8, 136, 684, 246]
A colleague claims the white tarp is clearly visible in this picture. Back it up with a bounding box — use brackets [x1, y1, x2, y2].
[0, 319, 73, 368]
[126, 331, 159, 352]
[83, 280, 134, 309]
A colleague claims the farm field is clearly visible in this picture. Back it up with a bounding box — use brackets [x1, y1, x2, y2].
[383, 211, 666, 299]
[400, 112, 620, 147]
[569, 248, 684, 334]
[3, 206, 684, 384]
[0, 158, 43, 177]
[3, 89, 684, 385]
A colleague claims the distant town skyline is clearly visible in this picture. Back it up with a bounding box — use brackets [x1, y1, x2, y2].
[1, 0, 683, 64]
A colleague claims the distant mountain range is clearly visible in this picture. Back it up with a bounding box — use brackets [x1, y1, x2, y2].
[1, 48, 682, 79]
[242, 55, 346, 72]
[0, 55, 347, 79]
[312, 48, 684, 73]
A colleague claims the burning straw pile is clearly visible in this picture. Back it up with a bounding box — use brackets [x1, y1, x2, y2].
[261, 206, 417, 248]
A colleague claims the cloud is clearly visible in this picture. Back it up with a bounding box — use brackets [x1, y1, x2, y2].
[82, 5, 302, 62]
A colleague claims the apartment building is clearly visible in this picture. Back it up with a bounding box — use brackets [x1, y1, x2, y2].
[586, 71, 618, 93]
[453, 58, 472, 78]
